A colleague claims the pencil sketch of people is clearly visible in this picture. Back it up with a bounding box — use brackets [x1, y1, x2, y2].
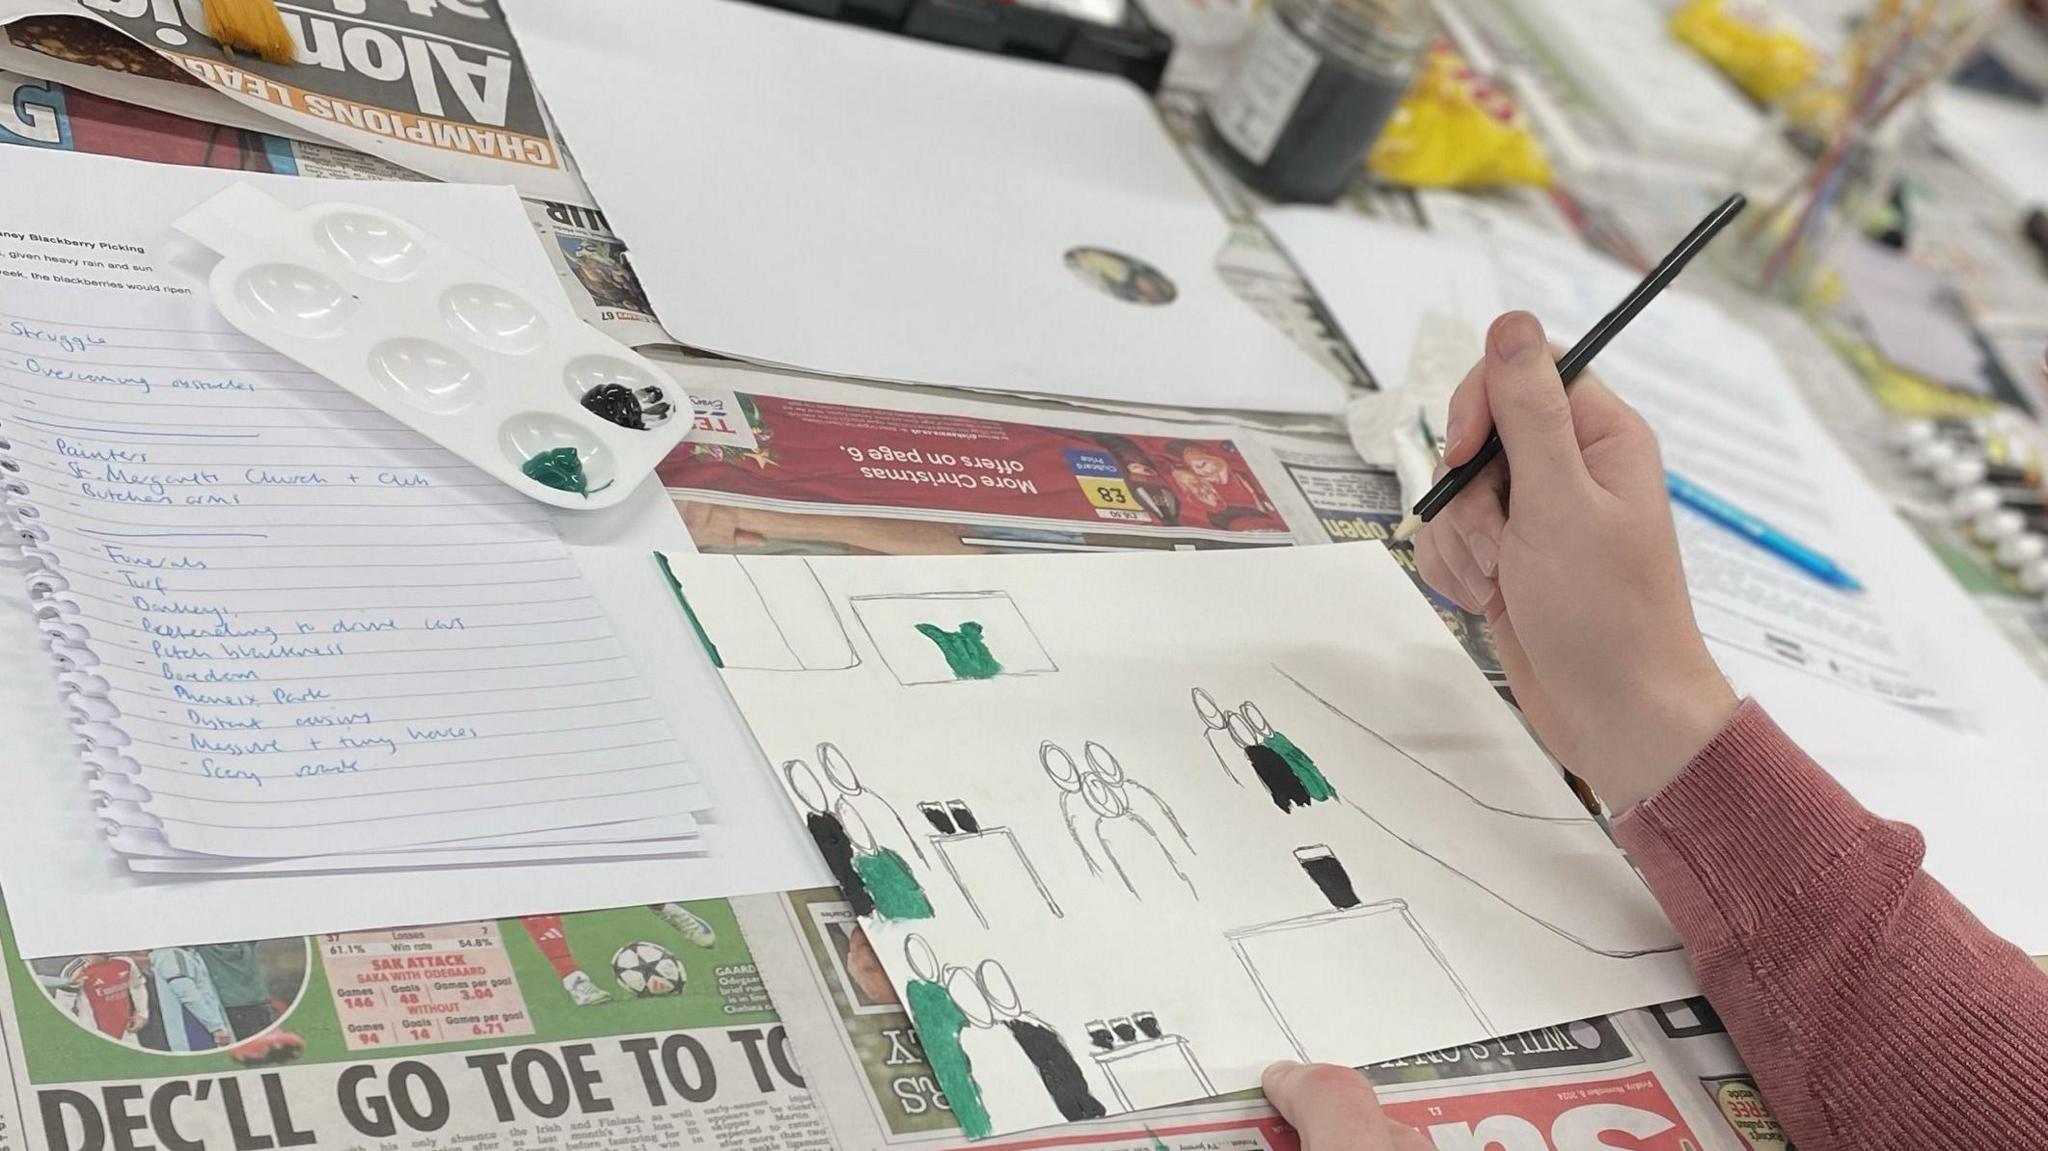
[1040, 741, 1100, 876]
[1191, 687, 1243, 785]
[1230, 709, 1313, 811]
[1083, 741, 1190, 853]
[818, 741, 927, 865]
[1041, 740, 1195, 899]
[903, 936, 991, 1138]
[1083, 768, 1197, 901]
[977, 958, 1106, 1121]
[1243, 700, 1337, 802]
[786, 758, 872, 916]
[843, 803, 933, 921]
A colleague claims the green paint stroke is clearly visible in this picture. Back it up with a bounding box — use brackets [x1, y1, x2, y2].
[915, 621, 1003, 680]
[906, 978, 992, 1138]
[1265, 732, 1336, 801]
[521, 446, 612, 498]
[854, 847, 932, 920]
[655, 552, 723, 668]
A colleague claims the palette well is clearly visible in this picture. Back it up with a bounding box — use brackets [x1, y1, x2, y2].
[172, 184, 693, 510]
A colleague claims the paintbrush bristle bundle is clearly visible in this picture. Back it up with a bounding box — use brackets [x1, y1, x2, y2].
[201, 0, 297, 64]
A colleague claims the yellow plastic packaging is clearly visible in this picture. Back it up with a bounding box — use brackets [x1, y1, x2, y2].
[1367, 43, 1552, 190]
[1670, 0, 1823, 105]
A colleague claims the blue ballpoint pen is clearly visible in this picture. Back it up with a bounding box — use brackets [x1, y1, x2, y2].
[1665, 471, 1864, 594]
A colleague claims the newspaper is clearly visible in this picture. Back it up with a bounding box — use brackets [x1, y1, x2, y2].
[660, 368, 1346, 553]
[0, 897, 835, 1151]
[732, 887, 1772, 1151]
[0, 0, 590, 203]
[526, 199, 675, 349]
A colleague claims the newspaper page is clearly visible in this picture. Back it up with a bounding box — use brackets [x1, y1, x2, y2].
[0, 897, 834, 1151]
[1613, 1003, 1794, 1151]
[526, 199, 678, 350]
[660, 368, 1343, 556]
[734, 888, 1757, 1151]
[0, 0, 590, 203]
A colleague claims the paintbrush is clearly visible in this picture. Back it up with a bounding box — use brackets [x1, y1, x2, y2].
[202, 0, 297, 64]
[1390, 193, 1748, 543]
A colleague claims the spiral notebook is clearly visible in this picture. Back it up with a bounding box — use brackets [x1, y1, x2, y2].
[3, 273, 711, 867]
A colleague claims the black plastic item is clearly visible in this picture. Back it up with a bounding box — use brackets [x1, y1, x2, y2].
[736, 0, 1173, 92]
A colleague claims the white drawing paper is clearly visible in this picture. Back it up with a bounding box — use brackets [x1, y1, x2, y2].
[662, 546, 1697, 1137]
[499, 0, 1346, 415]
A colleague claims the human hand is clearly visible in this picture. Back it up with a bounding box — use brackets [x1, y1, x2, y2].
[1413, 311, 1737, 812]
[212, 1029, 234, 1046]
[1262, 1061, 1429, 1150]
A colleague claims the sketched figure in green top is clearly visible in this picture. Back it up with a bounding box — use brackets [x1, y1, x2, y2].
[845, 804, 932, 921]
[904, 935, 991, 1138]
[915, 621, 1003, 680]
[1246, 701, 1335, 801]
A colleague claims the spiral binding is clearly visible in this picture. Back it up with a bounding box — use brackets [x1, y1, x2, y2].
[0, 426, 167, 850]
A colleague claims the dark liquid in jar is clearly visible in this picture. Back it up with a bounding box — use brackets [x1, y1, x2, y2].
[1207, 8, 1414, 203]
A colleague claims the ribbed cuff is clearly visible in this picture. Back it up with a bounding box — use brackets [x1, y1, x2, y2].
[1612, 699, 1877, 951]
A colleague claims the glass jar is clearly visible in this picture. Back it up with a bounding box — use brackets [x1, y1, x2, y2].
[1203, 0, 1428, 203]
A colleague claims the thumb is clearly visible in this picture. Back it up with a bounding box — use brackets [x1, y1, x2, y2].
[1482, 312, 1590, 496]
[1263, 1061, 1415, 1150]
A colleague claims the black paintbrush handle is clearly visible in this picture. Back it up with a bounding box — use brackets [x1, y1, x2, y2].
[1408, 192, 1747, 524]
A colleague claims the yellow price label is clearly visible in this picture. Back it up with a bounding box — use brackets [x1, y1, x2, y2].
[1080, 477, 1139, 511]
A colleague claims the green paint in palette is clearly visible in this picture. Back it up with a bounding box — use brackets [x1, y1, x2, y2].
[915, 621, 1003, 679]
[520, 446, 612, 498]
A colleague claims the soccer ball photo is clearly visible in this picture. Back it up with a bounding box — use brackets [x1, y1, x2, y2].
[611, 941, 686, 997]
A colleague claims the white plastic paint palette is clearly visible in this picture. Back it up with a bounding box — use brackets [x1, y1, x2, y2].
[171, 184, 690, 510]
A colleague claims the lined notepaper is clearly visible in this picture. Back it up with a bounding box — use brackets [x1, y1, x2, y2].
[0, 281, 704, 864]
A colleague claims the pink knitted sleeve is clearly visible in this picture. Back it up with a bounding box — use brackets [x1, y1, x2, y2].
[1612, 700, 2048, 1149]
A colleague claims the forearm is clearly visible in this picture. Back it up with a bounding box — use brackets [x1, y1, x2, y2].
[1613, 701, 2048, 1149]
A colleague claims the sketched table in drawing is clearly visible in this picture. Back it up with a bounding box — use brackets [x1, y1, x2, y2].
[928, 828, 1061, 928]
[1226, 899, 1492, 1062]
[1089, 1035, 1214, 1112]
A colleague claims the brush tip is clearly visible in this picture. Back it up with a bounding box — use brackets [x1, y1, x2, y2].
[1390, 514, 1424, 544]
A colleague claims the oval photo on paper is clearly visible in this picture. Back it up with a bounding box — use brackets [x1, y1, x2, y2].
[1064, 247, 1178, 306]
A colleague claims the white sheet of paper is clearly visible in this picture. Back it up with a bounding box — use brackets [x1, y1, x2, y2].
[1268, 207, 2048, 950]
[1492, 0, 1765, 169]
[1261, 209, 1501, 390]
[0, 147, 827, 956]
[499, 0, 1345, 415]
[1930, 86, 2048, 208]
[664, 546, 1696, 1137]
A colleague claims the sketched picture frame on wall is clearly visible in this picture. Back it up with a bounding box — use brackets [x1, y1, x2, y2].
[848, 590, 1058, 686]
